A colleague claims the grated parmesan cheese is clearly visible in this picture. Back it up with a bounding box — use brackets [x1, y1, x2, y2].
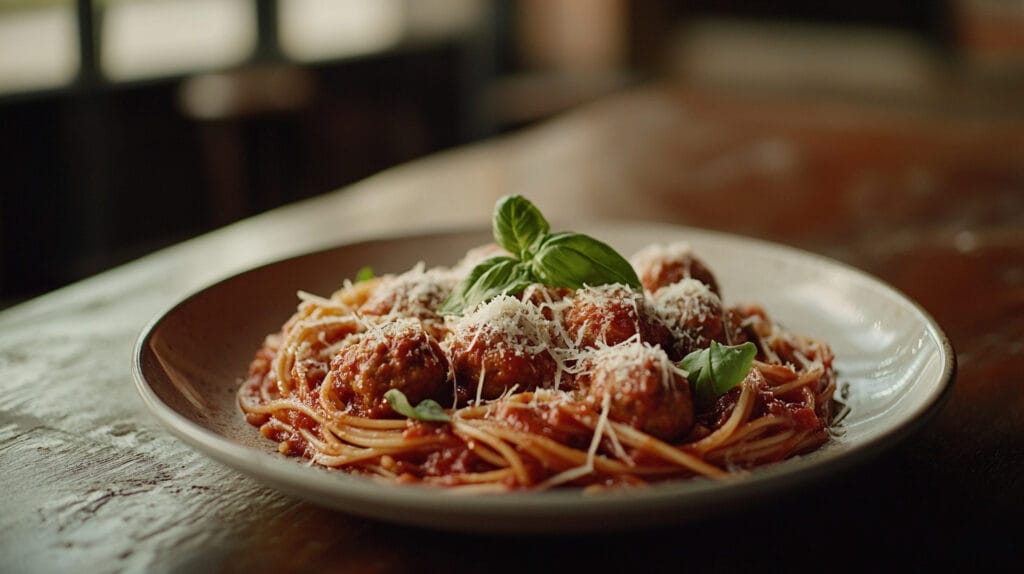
[653, 278, 719, 324]
[630, 241, 694, 274]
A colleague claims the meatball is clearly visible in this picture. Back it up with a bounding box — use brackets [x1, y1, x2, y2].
[329, 319, 450, 418]
[518, 283, 572, 321]
[561, 284, 672, 351]
[654, 279, 729, 360]
[359, 264, 456, 339]
[446, 295, 558, 403]
[581, 342, 695, 441]
[630, 242, 720, 296]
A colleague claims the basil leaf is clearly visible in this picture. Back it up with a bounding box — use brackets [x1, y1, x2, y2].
[444, 196, 640, 313]
[679, 341, 757, 406]
[355, 266, 375, 282]
[493, 195, 550, 260]
[384, 389, 451, 423]
[530, 232, 641, 290]
[438, 256, 535, 315]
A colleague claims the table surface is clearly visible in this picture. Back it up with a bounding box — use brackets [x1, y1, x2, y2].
[2, 82, 1022, 573]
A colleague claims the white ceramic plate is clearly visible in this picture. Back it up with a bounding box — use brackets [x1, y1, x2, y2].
[132, 222, 955, 533]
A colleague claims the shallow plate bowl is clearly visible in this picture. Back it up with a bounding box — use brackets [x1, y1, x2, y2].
[133, 222, 956, 533]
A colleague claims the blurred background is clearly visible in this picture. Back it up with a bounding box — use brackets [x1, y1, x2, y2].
[2, 0, 1022, 307]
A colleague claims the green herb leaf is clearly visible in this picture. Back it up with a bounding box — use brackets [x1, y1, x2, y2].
[443, 196, 640, 312]
[679, 341, 757, 406]
[493, 195, 550, 260]
[530, 232, 642, 290]
[384, 389, 451, 423]
[355, 266, 375, 282]
[438, 256, 535, 315]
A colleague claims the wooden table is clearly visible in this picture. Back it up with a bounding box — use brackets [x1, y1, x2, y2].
[2, 82, 1022, 572]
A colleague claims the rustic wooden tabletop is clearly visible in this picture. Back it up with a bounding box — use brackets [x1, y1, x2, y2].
[2, 82, 1021, 573]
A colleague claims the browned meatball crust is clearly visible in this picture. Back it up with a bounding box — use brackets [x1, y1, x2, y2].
[631, 242, 720, 296]
[561, 284, 672, 351]
[653, 278, 729, 360]
[446, 295, 558, 403]
[329, 319, 450, 418]
[581, 342, 695, 441]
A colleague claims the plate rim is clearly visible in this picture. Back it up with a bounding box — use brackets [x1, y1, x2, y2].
[131, 221, 957, 533]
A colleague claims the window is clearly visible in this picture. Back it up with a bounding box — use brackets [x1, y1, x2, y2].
[0, 0, 484, 95]
[101, 0, 257, 81]
[278, 0, 404, 62]
[0, 1, 79, 94]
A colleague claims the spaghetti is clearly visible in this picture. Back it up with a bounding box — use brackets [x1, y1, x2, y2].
[238, 239, 839, 492]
